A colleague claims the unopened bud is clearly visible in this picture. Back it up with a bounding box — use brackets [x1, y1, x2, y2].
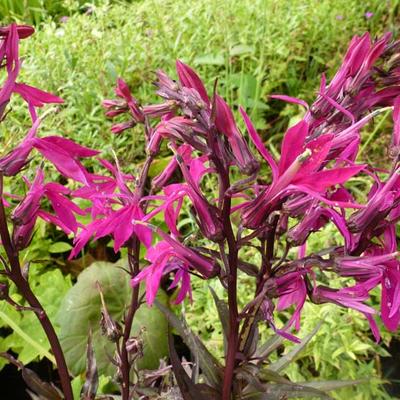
[100, 310, 122, 342]
[97, 282, 122, 342]
[126, 336, 144, 358]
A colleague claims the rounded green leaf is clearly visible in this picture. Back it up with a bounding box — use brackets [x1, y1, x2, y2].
[57, 261, 168, 376]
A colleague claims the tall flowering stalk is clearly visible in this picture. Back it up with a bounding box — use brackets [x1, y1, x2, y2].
[0, 24, 73, 399]
[99, 33, 400, 398]
[2, 21, 400, 400]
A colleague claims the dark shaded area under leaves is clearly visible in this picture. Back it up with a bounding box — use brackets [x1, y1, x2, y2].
[0, 356, 58, 400]
[0, 334, 192, 399]
[382, 338, 400, 398]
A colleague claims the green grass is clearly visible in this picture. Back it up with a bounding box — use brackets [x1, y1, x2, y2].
[1, 0, 398, 168]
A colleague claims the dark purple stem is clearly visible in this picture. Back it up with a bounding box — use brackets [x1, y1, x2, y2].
[0, 174, 73, 400]
[238, 217, 278, 355]
[119, 155, 153, 400]
[212, 156, 238, 400]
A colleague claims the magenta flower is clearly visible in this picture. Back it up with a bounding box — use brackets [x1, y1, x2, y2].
[312, 285, 376, 315]
[173, 150, 223, 241]
[175, 60, 259, 174]
[347, 168, 400, 233]
[70, 159, 152, 257]
[131, 241, 192, 305]
[0, 117, 40, 176]
[103, 78, 144, 134]
[241, 114, 364, 228]
[215, 95, 259, 175]
[11, 169, 85, 249]
[176, 59, 209, 104]
[13, 83, 63, 121]
[131, 224, 219, 305]
[0, 24, 34, 40]
[0, 24, 63, 121]
[152, 143, 193, 189]
[32, 136, 99, 184]
[275, 271, 307, 331]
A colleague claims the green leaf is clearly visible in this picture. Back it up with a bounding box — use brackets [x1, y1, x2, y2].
[194, 53, 225, 66]
[229, 44, 255, 57]
[0, 268, 71, 368]
[48, 242, 73, 253]
[298, 379, 369, 391]
[57, 261, 168, 376]
[148, 156, 173, 178]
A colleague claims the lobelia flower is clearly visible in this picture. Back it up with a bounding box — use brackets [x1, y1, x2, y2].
[367, 229, 400, 332]
[145, 150, 221, 241]
[152, 143, 193, 189]
[259, 297, 301, 343]
[0, 24, 63, 121]
[287, 204, 352, 248]
[0, 24, 21, 114]
[131, 241, 192, 305]
[272, 33, 400, 163]
[0, 111, 97, 184]
[103, 78, 144, 134]
[32, 136, 99, 184]
[0, 117, 40, 176]
[131, 225, 220, 305]
[13, 83, 64, 121]
[214, 95, 259, 175]
[311, 284, 377, 315]
[73, 158, 136, 219]
[176, 60, 259, 175]
[69, 159, 152, 258]
[11, 169, 85, 250]
[274, 270, 308, 332]
[240, 112, 364, 229]
[347, 168, 400, 234]
[153, 116, 208, 153]
[172, 149, 224, 242]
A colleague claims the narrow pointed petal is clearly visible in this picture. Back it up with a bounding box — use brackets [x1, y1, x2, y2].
[176, 60, 209, 104]
[270, 94, 309, 109]
[279, 120, 309, 174]
[240, 106, 279, 180]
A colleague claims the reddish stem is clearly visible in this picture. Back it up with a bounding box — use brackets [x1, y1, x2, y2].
[0, 174, 73, 400]
[213, 158, 239, 400]
[119, 155, 153, 400]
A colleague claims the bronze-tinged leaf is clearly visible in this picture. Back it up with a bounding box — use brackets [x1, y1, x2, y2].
[81, 329, 98, 400]
[168, 333, 219, 400]
[254, 333, 284, 364]
[155, 300, 223, 390]
[208, 286, 229, 354]
[298, 379, 369, 391]
[0, 352, 63, 400]
[269, 321, 323, 373]
[243, 382, 332, 400]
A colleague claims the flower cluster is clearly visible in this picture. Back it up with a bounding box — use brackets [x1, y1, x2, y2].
[97, 35, 400, 342]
